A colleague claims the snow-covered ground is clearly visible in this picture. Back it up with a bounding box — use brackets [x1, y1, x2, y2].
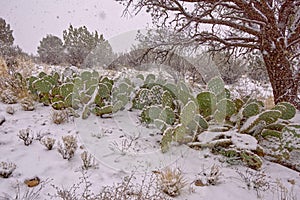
[0, 65, 299, 199]
[0, 100, 299, 199]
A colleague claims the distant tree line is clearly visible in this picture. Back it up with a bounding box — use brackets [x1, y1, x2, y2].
[0, 17, 28, 68]
[37, 25, 116, 68]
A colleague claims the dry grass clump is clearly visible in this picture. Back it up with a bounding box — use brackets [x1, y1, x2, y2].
[41, 137, 56, 150]
[154, 167, 187, 197]
[0, 56, 35, 104]
[0, 161, 16, 178]
[18, 128, 34, 146]
[57, 135, 78, 160]
[20, 97, 35, 111]
[81, 151, 98, 170]
[0, 57, 8, 77]
[51, 110, 69, 124]
[10, 56, 36, 78]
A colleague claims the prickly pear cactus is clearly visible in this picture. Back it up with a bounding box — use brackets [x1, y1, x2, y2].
[161, 90, 174, 109]
[132, 88, 153, 110]
[145, 74, 156, 84]
[215, 99, 237, 122]
[180, 101, 197, 127]
[240, 150, 263, 170]
[207, 76, 225, 95]
[93, 105, 113, 117]
[258, 110, 281, 125]
[159, 106, 176, 125]
[161, 127, 174, 153]
[197, 91, 217, 118]
[273, 102, 296, 120]
[242, 102, 261, 118]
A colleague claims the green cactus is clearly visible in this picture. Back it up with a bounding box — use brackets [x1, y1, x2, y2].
[132, 88, 153, 109]
[261, 129, 282, 139]
[194, 114, 209, 130]
[52, 100, 65, 110]
[159, 106, 176, 125]
[136, 74, 144, 80]
[207, 76, 225, 95]
[98, 83, 110, 99]
[197, 91, 217, 117]
[258, 110, 281, 125]
[80, 71, 92, 82]
[38, 71, 47, 78]
[27, 76, 38, 94]
[161, 90, 174, 109]
[161, 127, 174, 153]
[242, 102, 261, 118]
[173, 124, 186, 143]
[85, 78, 98, 90]
[164, 83, 178, 97]
[113, 101, 124, 113]
[148, 106, 162, 120]
[273, 102, 296, 120]
[180, 101, 197, 127]
[150, 85, 165, 105]
[154, 119, 167, 132]
[145, 74, 156, 84]
[33, 79, 53, 94]
[93, 105, 113, 117]
[141, 107, 151, 124]
[216, 99, 237, 119]
[240, 150, 263, 170]
[43, 75, 58, 86]
[50, 86, 60, 97]
[234, 98, 244, 111]
[60, 83, 74, 98]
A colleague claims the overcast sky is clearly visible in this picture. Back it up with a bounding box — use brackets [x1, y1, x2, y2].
[0, 0, 152, 55]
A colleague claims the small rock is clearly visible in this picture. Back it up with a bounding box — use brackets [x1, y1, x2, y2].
[0, 115, 5, 125]
[24, 177, 40, 187]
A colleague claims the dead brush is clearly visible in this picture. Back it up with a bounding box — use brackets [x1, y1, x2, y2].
[0, 72, 31, 104]
[51, 110, 69, 124]
[10, 55, 36, 78]
[154, 167, 187, 197]
[0, 56, 38, 104]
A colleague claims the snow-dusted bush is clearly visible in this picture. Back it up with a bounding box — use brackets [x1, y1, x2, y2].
[57, 135, 78, 160]
[40, 137, 56, 150]
[18, 128, 34, 146]
[155, 167, 187, 197]
[0, 161, 16, 178]
[80, 151, 97, 170]
[0, 89, 18, 104]
[236, 168, 270, 198]
[20, 97, 35, 111]
[203, 164, 222, 185]
[51, 110, 68, 124]
[6, 106, 15, 115]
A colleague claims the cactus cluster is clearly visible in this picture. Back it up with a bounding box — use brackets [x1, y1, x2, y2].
[112, 78, 134, 112]
[133, 75, 298, 171]
[27, 70, 114, 118]
[197, 76, 236, 123]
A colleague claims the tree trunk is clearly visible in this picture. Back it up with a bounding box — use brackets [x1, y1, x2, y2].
[262, 50, 300, 110]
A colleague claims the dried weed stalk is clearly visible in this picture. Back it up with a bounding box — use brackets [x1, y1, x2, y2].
[57, 135, 78, 160]
[51, 110, 69, 124]
[41, 137, 56, 150]
[18, 128, 34, 146]
[80, 151, 97, 170]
